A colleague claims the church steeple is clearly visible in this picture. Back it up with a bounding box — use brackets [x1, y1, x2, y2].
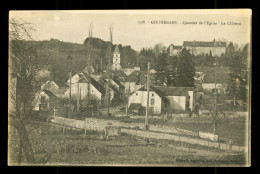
[111, 45, 122, 71]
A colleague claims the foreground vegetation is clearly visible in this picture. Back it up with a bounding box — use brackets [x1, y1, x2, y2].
[8, 121, 246, 166]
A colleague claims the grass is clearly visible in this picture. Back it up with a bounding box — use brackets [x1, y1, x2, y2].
[57, 110, 247, 146]
[8, 122, 247, 166]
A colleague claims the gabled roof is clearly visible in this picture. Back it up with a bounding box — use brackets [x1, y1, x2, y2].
[109, 70, 127, 78]
[42, 90, 59, 100]
[112, 77, 125, 89]
[78, 73, 106, 95]
[100, 79, 121, 95]
[154, 86, 194, 96]
[183, 40, 226, 47]
[169, 44, 182, 49]
[126, 71, 147, 84]
[196, 67, 231, 83]
[137, 86, 168, 101]
[53, 80, 69, 88]
[49, 88, 68, 95]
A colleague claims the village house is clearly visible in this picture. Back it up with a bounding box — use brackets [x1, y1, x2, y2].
[122, 67, 135, 76]
[197, 67, 230, 93]
[33, 89, 61, 112]
[155, 86, 195, 112]
[183, 39, 226, 57]
[167, 44, 182, 56]
[122, 66, 141, 76]
[128, 86, 168, 115]
[103, 75, 125, 94]
[41, 80, 69, 99]
[128, 86, 195, 115]
[124, 71, 147, 93]
[108, 70, 127, 82]
[98, 78, 123, 103]
[65, 73, 106, 106]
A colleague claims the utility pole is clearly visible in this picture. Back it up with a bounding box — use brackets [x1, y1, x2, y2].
[106, 24, 113, 116]
[126, 79, 131, 116]
[77, 79, 80, 113]
[145, 62, 150, 130]
[213, 58, 218, 134]
[67, 54, 72, 118]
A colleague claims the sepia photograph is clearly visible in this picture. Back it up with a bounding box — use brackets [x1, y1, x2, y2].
[8, 9, 251, 166]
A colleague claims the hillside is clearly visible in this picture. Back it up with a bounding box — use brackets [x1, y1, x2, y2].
[21, 37, 138, 82]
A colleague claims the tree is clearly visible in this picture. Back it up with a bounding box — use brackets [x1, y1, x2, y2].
[154, 52, 168, 86]
[9, 17, 49, 164]
[174, 48, 195, 87]
[153, 43, 167, 57]
[226, 52, 247, 107]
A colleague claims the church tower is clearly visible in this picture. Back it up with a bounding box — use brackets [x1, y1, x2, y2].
[111, 45, 122, 71]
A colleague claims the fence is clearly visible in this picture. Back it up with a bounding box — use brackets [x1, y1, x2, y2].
[51, 116, 247, 152]
[120, 128, 247, 152]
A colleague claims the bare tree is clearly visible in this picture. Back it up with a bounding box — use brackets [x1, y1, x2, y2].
[9, 16, 49, 164]
[104, 24, 113, 116]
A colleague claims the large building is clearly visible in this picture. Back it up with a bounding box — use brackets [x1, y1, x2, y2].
[183, 39, 226, 57]
[167, 44, 182, 56]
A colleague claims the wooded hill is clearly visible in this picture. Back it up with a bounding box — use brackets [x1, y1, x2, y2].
[19, 37, 138, 82]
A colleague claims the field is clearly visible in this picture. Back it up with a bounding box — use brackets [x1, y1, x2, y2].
[64, 111, 248, 146]
[8, 121, 248, 166]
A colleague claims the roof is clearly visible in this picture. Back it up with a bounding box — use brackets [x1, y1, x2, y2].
[42, 90, 59, 100]
[126, 71, 139, 82]
[112, 77, 125, 89]
[196, 67, 231, 83]
[100, 79, 121, 95]
[114, 45, 119, 53]
[49, 88, 68, 95]
[89, 77, 106, 95]
[169, 44, 182, 49]
[137, 86, 168, 101]
[53, 80, 69, 88]
[183, 40, 226, 47]
[109, 70, 127, 78]
[78, 73, 106, 95]
[154, 86, 194, 96]
[128, 103, 143, 110]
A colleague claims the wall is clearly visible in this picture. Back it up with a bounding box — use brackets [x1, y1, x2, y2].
[166, 96, 186, 111]
[202, 83, 224, 90]
[124, 82, 136, 93]
[64, 83, 102, 101]
[185, 46, 226, 57]
[129, 91, 162, 114]
[199, 131, 218, 141]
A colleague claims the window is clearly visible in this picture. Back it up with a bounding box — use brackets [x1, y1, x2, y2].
[152, 93, 154, 96]
[151, 99, 155, 105]
[41, 96, 46, 102]
[136, 93, 138, 96]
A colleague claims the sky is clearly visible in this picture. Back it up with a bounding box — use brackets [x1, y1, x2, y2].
[10, 10, 251, 51]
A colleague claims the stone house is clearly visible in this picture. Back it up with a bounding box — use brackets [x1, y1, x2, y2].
[33, 89, 61, 112]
